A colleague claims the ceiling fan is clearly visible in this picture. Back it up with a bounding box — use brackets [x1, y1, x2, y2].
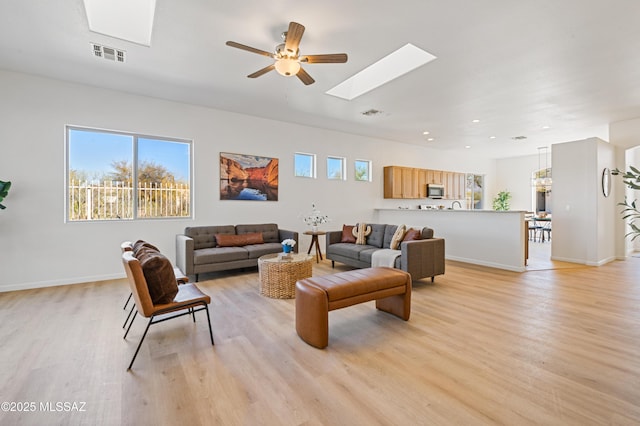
[226, 21, 348, 85]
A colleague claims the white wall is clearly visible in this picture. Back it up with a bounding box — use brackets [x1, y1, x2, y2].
[0, 70, 495, 291]
[495, 153, 546, 211]
[551, 138, 617, 265]
[610, 117, 640, 254]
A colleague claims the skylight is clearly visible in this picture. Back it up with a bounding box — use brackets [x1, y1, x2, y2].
[83, 0, 156, 46]
[326, 43, 436, 101]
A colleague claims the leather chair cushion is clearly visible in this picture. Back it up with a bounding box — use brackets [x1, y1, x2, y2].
[136, 250, 178, 305]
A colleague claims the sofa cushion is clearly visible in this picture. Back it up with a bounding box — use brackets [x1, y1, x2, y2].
[390, 225, 406, 250]
[341, 225, 357, 243]
[136, 250, 178, 305]
[216, 232, 264, 247]
[236, 223, 279, 243]
[193, 247, 249, 265]
[185, 225, 235, 249]
[246, 242, 283, 259]
[382, 225, 398, 248]
[327, 242, 377, 258]
[367, 224, 387, 248]
[403, 228, 423, 241]
[358, 247, 381, 264]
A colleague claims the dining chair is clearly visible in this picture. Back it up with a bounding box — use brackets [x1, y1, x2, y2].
[121, 241, 188, 330]
[121, 251, 214, 370]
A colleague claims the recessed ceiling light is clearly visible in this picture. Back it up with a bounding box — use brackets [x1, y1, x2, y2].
[489, 136, 496, 139]
[83, 0, 156, 46]
[423, 131, 430, 135]
[472, 119, 480, 123]
[542, 125, 550, 129]
[427, 138, 434, 141]
[326, 43, 437, 101]
[465, 145, 471, 149]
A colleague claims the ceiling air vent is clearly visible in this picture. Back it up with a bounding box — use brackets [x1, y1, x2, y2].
[511, 136, 527, 141]
[361, 109, 383, 117]
[91, 43, 126, 63]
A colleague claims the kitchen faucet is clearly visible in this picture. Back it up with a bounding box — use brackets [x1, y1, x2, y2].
[450, 201, 462, 209]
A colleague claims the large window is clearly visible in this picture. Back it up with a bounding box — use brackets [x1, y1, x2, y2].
[66, 126, 192, 221]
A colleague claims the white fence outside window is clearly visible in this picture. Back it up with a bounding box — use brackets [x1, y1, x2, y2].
[68, 180, 190, 220]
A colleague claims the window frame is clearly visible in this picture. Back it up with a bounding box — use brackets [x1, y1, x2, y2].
[327, 155, 347, 180]
[65, 125, 193, 222]
[294, 152, 317, 178]
[354, 159, 372, 182]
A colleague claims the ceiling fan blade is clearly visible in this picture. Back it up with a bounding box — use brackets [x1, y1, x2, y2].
[248, 64, 275, 78]
[226, 41, 274, 58]
[300, 53, 348, 64]
[296, 67, 315, 85]
[284, 22, 305, 55]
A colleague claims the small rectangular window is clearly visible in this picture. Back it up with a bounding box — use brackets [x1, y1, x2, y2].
[66, 126, 192, 221]
[294, 152, 316, 178]
[327, 156, 346, 180]
[354, 159, 372, 182]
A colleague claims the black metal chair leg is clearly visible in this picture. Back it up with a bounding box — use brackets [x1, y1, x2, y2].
[128, 317, 153, 370]
[123, 292, 132, 310]
[123, 305, 135, 329]
[124, 311, 137, 339]
[205, 305, 214, 345]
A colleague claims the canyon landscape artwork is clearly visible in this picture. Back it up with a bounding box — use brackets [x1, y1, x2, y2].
[220, 152, 279, 201]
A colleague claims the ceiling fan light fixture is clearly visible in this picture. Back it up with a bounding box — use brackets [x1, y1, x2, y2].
[275, 58, 300, 76]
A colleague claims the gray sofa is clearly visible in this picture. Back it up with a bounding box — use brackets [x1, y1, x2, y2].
[176, 223, 298, 281]
[326, 224, 445, 281]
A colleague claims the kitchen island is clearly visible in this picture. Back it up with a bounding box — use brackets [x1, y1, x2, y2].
[375, 208, 527, 272]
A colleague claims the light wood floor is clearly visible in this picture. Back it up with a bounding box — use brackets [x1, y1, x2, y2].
[1, 258, 639, 425]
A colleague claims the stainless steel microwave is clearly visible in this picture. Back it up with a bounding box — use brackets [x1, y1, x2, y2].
[427, 184, 444, 199]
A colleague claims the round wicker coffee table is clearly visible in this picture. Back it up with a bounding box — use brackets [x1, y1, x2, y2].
[258, 253, 313, 299]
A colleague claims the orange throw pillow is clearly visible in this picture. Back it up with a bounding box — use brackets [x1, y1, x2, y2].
[216, 232, 264, 247]
[340, 225, 357, 243]
[403, 228, 423, 241]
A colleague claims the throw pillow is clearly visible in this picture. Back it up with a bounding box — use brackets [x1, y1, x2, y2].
[352, 223, 372, 245]
[390, 224, 406, 250]
[138, 251, 178, 305]
[403, 228, 423, 241]
[132, 240, 160, 256]
[216, 232, 264, 247]
[340, 225, 357, 243]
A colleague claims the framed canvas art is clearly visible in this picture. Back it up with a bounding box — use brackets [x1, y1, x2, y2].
[220, 152, 279, 201]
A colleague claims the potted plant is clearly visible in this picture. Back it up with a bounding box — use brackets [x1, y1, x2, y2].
[302, 203, 330, 232]
[0, 180, 11, 209]
[492, 190, 511, 211]
[612, 167, 640, 241]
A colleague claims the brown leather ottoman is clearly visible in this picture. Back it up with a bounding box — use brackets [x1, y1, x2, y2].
[295, 267, 411, 348]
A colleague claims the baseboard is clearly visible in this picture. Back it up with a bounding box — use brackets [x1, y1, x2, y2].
[0, 273, 126, 293]
[445, 255, 526, 272]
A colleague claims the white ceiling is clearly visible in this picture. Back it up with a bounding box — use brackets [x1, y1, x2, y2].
[2, 0, 640, 159]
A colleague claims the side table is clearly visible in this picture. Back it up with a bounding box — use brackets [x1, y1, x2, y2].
[258, 253, 313, 299]
[304, 230, 326, 263]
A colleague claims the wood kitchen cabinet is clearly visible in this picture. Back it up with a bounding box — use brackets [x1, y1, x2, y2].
[384, 166, 465, 200]
[443, 171, 466, 199]
[425, 169, 443, 185]
[384, 166, 420, 199]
